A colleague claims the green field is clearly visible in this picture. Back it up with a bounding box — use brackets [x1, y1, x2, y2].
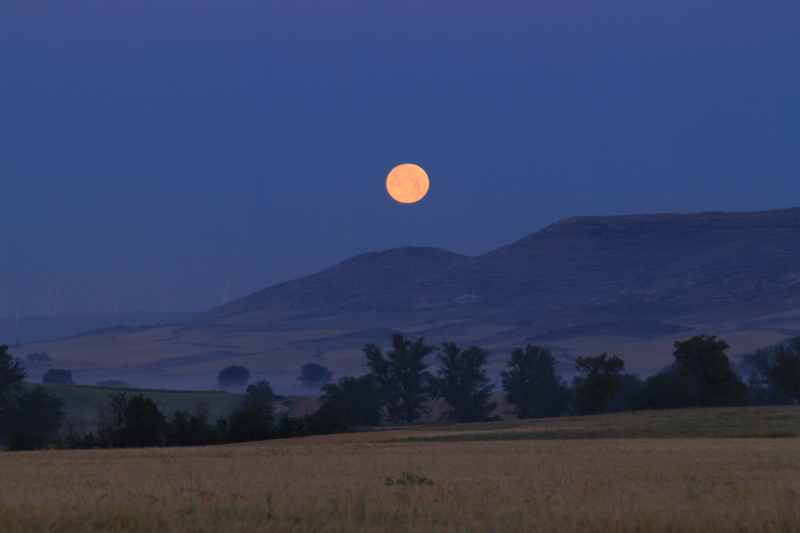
[400, 405, 800, 442]
[26, 383, 248, 425]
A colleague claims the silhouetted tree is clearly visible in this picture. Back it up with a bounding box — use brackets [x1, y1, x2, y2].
[768, 337, 800, 403]
[745, 346, 794, 405]
[429, 342, 496, 423]
[167, 401, 218, 446]
[246, 379, 275, 400]
[122, 394, 167, 447]
[321, 375, 384, 426]
[26, 353, 51, 364]
[297, 363, 333, 389]
[95, 392, 131, 448]
[217, 365, 250, 390]
[501, 344, 570, 419]
[574, 353, 625, 415]
[42, 369, 74, 384]
[673, 335, 747, 406]
[627, 370, 697, 410]
[227, 398, 274, 442]
[0, 345, 27, 406]
[1, 385, 65, 448]
[364, 333, 435, 425]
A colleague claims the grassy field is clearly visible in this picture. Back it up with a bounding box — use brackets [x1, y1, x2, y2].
[401, 405, 800, 441]
[2, 407, 800, 532]
[1, 437, 799, 532]
[26, 383, 312, 426]
[27, 383, 248, 424]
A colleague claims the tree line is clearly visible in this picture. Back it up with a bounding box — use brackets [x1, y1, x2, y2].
[3, 332, 800, 450]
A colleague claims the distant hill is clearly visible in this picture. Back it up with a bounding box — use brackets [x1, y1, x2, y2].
[201, 208, 800, 320]
[0, 311, 196, 346]
[16, 208, 800, 390]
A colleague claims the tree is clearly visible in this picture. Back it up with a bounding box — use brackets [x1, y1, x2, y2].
[364, 333, 435, 425]
[627, 371, 697, 410]
[26, 353, 51, 364]
[227, 398, 275, 442]
[167, 401, 218, 446]
[745, 346, 794, 405]
[217, 365, 250, 390]
[673, 335, 747, 406]
[501, 344, 570, 419]
[122, 394, 167, 447]
[429, 342, 496, 423]
[246, 379, 275, 400]
[574, 353, 625, 415]
[0, 385, 65, 448]
[297, 363, 333, 389]
[42, 369, 74, 384]
[321, 375, 384, 426]
[0, 345, 27, 406]
[768, 337, 800, 403]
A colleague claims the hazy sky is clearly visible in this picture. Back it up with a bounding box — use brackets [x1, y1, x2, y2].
[1, 1, 798, 315]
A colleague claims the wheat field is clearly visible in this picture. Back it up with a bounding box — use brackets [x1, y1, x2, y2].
[1, 434, 799, 532]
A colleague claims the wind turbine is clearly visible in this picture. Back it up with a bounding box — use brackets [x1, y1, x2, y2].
[52, 290, 62, 317]
[0, 300, 9, 319]
[12, 300, 21, 327]
[157, 284, 171, 312]
[82, 296, 95, 316]
[36, 291, 51, 317]
[104, 287, 121, 314]
[216, 281, 231, 305]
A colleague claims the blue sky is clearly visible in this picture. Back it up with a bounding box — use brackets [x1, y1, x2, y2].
[1, 1, 798, 314]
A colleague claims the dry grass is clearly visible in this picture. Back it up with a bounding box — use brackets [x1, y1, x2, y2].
[2, 436, 800, 532]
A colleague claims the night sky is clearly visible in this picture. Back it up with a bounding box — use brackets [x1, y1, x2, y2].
[1, 1, 798, 314]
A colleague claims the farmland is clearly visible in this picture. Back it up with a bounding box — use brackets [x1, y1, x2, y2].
[2, 407, 800, 532]
[25, 384, 313, 426]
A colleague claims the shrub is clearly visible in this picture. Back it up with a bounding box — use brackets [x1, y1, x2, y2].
[321, 375, 384, 426]
[5, 426, 40, 451]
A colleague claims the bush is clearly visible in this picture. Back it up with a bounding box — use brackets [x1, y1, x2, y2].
[628, 371, 698, 410]
[227, 398, 274, 443]
[42, 369, 74, 384]
[217, 365, 250, 390]
[122, 394, 167, 447]
[1, 386, 65, 447]
[5, 426, 40, 451]
[246, 380, 275, 400]
[321, 375, 384, 426]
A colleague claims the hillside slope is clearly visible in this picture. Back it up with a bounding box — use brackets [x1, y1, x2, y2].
[16, 208, 800, 390]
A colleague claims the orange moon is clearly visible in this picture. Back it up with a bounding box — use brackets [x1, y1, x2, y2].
[386, 164, 429, 203]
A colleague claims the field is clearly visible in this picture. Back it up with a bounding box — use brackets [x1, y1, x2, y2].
[27, 384, 313, 426]
[2, 407, 800, 532]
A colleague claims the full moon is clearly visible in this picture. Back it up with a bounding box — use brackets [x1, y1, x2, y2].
[386, 164, 429, 204]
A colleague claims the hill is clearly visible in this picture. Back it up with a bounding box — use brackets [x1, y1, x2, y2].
[13, 208, 800, 390]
